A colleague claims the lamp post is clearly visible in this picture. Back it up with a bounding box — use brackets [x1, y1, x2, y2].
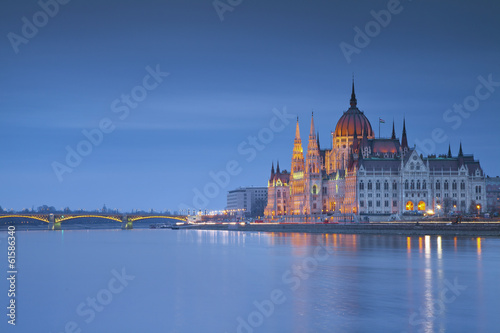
[476, 204, 481, 216]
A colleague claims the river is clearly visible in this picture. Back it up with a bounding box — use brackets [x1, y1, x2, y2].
[1, 229, 498, 332]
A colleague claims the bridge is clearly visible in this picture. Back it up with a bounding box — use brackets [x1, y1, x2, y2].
[0, 213, 188, 230]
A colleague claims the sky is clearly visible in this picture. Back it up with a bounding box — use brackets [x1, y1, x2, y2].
[1, 0, 499, 212]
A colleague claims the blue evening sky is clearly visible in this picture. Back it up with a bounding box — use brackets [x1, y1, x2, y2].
[1, 0, 499, 212]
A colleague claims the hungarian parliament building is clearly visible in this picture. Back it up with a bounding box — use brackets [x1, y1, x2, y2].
[264, 83, 486, 221]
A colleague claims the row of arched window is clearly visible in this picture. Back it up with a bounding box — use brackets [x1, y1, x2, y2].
[435, 180, 466, 191]
[359, 180, 397, 191]
[404, 180, 427, 190]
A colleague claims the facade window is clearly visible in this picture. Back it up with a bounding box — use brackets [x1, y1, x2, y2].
[461, 181, 465, 190]
[393, 200, 397, 207]
[368, 181, 372, 190]
[359, 181, 364, 190]
[360, 193, 364, 198]
[384, 200, 389, 207]
[368, 201, 373, 207]
[384, 181, 389, 190]
[360, 201, 365, 207]
[452, 181, 457, 190]
[376, 201, 381, 207]
[393, 182, 397, 190]
[411, 180, 415, 190]
[444, 180, 449, 190]
[405, 180, 409, 190]
[277, 191, 281, 198]
[323, 187, 328, 195]
[436, 181, 440, 190]
[417, 180, 421, 190]
[423, 180, 426, 190]
[376, 181, 381, 190]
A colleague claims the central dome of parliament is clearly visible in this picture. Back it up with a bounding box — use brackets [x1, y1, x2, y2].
[334, 83, 374, 138]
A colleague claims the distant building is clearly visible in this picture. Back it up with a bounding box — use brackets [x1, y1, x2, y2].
[486, 176, 500, 214]
[265, 81, 487, 221]
[227, 187, 268, 217]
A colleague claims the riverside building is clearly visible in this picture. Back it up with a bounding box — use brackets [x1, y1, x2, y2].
[264, 82, 486, 221]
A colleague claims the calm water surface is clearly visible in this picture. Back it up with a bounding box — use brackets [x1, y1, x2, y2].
[1, 229, 499, 333]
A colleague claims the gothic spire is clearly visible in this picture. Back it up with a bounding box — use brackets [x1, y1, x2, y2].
[350, 77, 357, 108]
[458, 142, 463, 157]
[294, 117, 300, 142]
[316, 131, 320, 150]
[309, 112, 316, 138]
[270, 162, 275, 181]
[276, 160, 280, 174]
[401, 118, 408, 150]
[447, 144, 452, 158]
[391, 120, 396, 140]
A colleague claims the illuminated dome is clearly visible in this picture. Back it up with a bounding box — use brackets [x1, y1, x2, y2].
[334, 82, 374, 138]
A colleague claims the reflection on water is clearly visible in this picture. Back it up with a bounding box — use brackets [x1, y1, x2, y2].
[11, 230, 500, 333]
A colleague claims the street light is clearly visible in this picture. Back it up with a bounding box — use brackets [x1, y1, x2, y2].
[476, 204, 481, 216]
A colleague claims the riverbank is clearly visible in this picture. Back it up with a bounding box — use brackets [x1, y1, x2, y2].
[189, 222, 500, 236]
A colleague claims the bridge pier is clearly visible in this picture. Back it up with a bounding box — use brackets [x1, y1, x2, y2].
[48, 214, 61, 230]
[121, 215, 133, 230]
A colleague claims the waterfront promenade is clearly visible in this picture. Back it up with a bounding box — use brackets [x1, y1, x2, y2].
[190, 221, 500, 236]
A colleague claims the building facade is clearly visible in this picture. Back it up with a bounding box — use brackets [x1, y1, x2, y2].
[264, 82, 487, 220]
[486, 176, 500, 214]
[227, 187, 268, 217]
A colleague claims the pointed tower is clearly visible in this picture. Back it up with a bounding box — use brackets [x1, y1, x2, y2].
[458, 142, 464, 167]
[306, 112, 320, 175]
[305, 112, 322, 215]
[447, 144, 452, 158]
[350, 78, 357, 108]
[391, 120, 396, 140]
[276, 160, 280, 174]
[291, 118, 305, 174]
[317, 132, 320, 151]
[401, 118, 409, 153]
[269, 162, 275, 182]
[289, 117, 306, 215]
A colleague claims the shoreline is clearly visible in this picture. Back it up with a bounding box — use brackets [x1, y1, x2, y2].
[188, 222, 500, 237]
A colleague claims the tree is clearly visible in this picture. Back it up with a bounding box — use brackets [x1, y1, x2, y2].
[250, 198, 267, 218]
[443, 198, 453, 215]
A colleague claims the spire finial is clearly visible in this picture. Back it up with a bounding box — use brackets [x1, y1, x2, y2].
[350, 77, 357, 107]
[401, 118, 408, 150]
[391, 119, 396, 140]
[458, 142, 463, 157]
[309, 112, 316, 137]
[447, 144, 452, 158]
[276, 160, 280, 174]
